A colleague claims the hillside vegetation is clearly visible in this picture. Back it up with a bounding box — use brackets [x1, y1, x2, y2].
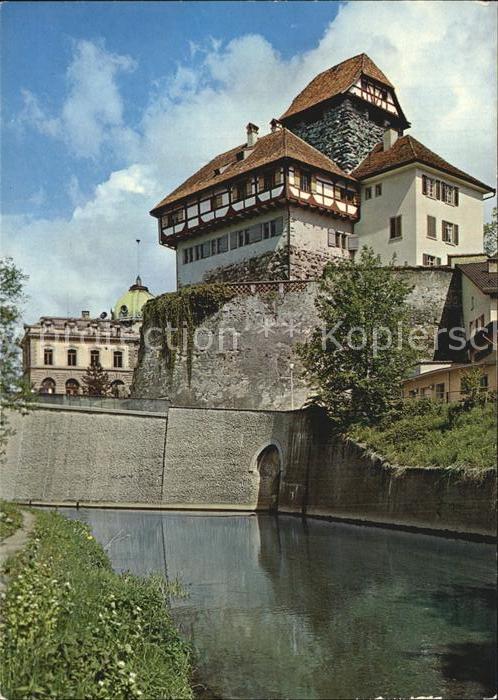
[349, 401, 497, 473]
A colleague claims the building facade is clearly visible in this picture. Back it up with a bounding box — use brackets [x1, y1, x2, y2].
[402, 256, 497, 401]
[151, 53, 494, 285]
[21, 277, 154, 396]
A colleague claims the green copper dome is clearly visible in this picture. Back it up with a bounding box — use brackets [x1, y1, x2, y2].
[112, 276, 154, 320]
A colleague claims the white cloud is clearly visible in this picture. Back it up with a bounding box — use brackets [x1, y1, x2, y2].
[17, 39, 138, 159]
[5, 1, 497, 322]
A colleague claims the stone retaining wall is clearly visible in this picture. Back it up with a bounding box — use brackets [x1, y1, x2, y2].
[2, 406, 495, 538]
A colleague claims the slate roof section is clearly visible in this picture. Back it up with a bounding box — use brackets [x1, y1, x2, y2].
[280, 53, 394, 121]
[458, 260, 498, 296]
[150, 128, 354, 215]
[352, 135, 495, 192]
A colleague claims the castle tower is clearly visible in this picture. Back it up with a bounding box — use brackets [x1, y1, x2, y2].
[279, 53, 410, 173]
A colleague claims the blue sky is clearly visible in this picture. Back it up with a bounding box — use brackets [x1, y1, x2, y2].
[1, 1, 496, 321]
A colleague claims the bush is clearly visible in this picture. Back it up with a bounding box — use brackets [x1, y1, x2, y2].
[0, 511, 192, 699]
[0, 500, 23, 541]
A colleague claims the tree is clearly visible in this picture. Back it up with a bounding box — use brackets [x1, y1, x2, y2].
[81, 364, 111, 397]
[0, 257, 33, 456]
[483, 207, 497, 256]
[460, 367, 488, 409]
[298, 247, 420, 429]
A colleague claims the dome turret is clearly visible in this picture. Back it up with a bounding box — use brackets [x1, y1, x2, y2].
[112, 276, 154, 321]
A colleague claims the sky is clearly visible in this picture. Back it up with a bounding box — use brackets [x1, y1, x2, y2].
[1, 0, 497, 323]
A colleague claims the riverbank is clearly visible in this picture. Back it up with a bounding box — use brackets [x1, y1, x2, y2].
[0, 507, 193, 699]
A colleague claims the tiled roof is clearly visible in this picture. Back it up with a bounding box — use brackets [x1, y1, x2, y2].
[458, 261, 498, 296]
[150, 128, 353, 214]
[352, 135, 494, 192]
[280, 53, 394, 121]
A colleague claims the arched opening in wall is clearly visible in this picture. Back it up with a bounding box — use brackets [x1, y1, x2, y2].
[40, 377, 56, 394]
[256, 444, 282, 513]
[110, 380, 126, 398]
[65, 379, 80, 396]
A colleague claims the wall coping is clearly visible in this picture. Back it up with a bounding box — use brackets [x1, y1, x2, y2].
[31, 404, 168, 419]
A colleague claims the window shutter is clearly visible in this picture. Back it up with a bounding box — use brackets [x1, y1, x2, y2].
[423, 254, 428, 266]
[436, 257, 441, 266]
[293, 168, 300, 185]
[454, 224, 459, 245]
[436, 181, 441, 200]
[422, 175, 427, 195]
[397, 215, 402, 237]
[311, 175, 317, 193]
[454, 188, 459, 206]
[442, 221, 446, 242]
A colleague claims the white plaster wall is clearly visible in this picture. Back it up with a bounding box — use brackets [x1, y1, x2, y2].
[414, 168, 485, 265]
[176, 207, 289, 286]
[353, 168, 417, 265]
[288, 205, 352, 257]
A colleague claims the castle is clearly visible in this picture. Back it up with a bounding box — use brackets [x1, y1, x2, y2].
[150, 53, 493, 286]
[131, 53, 497, 408]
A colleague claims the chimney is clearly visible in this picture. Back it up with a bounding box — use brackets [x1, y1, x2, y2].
[246, 122, 259, 148]
[81, 310, 90, 319]
[270, 118, 282, 133]
[488, 257, 498, 273]
[383, 128, 399, 151]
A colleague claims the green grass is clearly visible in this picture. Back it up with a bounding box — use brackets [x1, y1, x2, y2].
[0, 510, 193, 699]
[349, 401, 497, 473]
[0, 500, 23, 541]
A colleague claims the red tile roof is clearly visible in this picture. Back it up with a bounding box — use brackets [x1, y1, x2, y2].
[150, 128, 354, 215]
[280, 53, 395, 121]
[352, 135, 494, 192]
[458, 261, 498, 296]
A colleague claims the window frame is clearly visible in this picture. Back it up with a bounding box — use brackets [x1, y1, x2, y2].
[90, 349, 100, 368]
[374, 183, 382, 197]
[389, 215, 402, 240]
[113, 350, 123, 369]
[44, 348, 54, 366]
[67, 348, 77, 367]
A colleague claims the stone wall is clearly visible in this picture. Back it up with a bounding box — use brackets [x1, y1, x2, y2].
[132, 269, 462, 409]
[202, 248, 289, 284]
[2, 405, 495, 537]
[290, 99, 386, 173]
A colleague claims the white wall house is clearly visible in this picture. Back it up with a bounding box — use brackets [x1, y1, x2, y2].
[353, 133, 493, 267]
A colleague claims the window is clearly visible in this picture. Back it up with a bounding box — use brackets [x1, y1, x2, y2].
[365, 187, 372, 200]
[423, 254, 442, 266]
[422, 175, 459, 206]
[480, 374, 489, 390]
[44, 348, 53, 365]
[212, 193, 224, 209]
[442, 221, 459, 245]
[246, 225, 262, 244]
[328, 230, 336, 247]
[113, 351, 123, 368]
[234, 181, 250, 201]
[375, 184, 382, 197]
[167, 208, 185, 227]
[211, 240, 217, 256]
[201, 241, 211, 258]
[110, 380, 125, 398]
[230, 231, 239, 249]
[300, 172, 311, 192]
[65, 379, 79, 396]
[389, 216, 402, 239]
[435, 383, 445, 401]
[262, 172, 274, 191]
[194, 244, 202, 261]
[263, 219, 282, 239]
[217, 235, 228, 253]
[90, 350, 100, 367]
[67, 349, 77, 366]
[40, 377, 56, 395]
[427, 215, 437, 239]
[470, 296, 475, 311]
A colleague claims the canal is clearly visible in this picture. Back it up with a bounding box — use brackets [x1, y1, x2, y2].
[64, 508, 496, 699]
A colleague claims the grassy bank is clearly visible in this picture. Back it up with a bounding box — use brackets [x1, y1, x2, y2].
[0, 500, 23, 541]
[0, 509, 192, 699]
[349, 401, 497, 473]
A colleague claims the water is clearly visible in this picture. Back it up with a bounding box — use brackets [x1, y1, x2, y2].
[64, 508, 497, 699]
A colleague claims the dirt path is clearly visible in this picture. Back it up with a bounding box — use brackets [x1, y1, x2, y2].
[0, 509, 36, 595]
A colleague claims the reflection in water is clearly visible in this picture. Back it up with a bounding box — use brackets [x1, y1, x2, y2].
[64, 509, 496, 699]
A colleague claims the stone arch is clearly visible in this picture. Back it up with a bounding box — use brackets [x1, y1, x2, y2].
[65, 378, 80, 396]
[40, 377, 56, 394]
[252, 441, 283, 513]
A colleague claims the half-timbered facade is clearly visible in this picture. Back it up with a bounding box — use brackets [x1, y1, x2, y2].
[151, 125, 360, 285]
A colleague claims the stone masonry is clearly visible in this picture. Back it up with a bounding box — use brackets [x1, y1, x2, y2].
[290, 99, 386, 173]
